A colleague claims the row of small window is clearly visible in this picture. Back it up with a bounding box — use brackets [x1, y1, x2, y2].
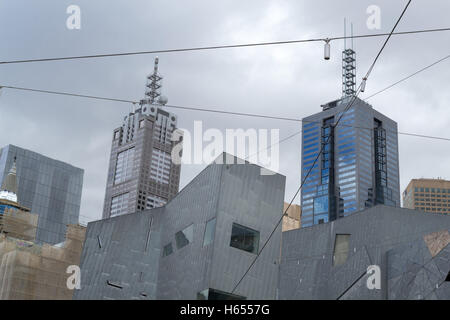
[415, 197, 448, 202]
[417, 207, 449, 213]
[415, 202, 449, 207]
[414, 187, 450, 193]
[162, 221, 260, 258]
[414, 194, 449, 198]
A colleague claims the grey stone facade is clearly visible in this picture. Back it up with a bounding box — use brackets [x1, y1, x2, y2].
[102, 105, 181, 219]
[279, 205, 450, 300]
[0, 144, 83, 244]
[75, 154, 285, 300]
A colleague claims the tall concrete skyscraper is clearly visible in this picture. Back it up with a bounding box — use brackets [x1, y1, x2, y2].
[0, 145, 84, 244]
[300, 96, 400, 227]
[102, 58, 181, 219]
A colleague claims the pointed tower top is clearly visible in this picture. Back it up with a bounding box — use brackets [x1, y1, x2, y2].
[342, 19, 356, 98]
[0, 157, 18, 203]
[140, 57, 168, 107]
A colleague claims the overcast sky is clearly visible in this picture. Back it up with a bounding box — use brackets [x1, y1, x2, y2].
[1, 0, 449, 224]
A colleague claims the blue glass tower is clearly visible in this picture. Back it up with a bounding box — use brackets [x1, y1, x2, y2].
[300, 97, 400, 227]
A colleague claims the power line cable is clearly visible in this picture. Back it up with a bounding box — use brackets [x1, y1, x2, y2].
[0, 27, 448, 65]
[364, 53, 450, 100]
[2, 84, 450, 142]
[230, 0, 412, 294]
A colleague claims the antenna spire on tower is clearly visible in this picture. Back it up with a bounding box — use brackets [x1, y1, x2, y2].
[145, 57, 163, 104]
[140, 57, 168, 106]
[342, 19, 356, 97]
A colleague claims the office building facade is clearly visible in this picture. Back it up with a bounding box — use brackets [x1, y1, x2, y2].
[75, 154, 285, 300]
[300, 97, 400, 227]
[102, 59, 181, 219]
[403, 179, 450, 215]
[0, 145, 83, 244]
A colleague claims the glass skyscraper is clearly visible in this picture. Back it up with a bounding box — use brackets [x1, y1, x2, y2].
[0, 145, 84, 244]
[300, 97, 400, 227]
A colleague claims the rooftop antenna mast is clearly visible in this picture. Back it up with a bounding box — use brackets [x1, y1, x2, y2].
[342, 19, 356, 97]
[140, 57, 168, 106]
[146, 57, 163, 104]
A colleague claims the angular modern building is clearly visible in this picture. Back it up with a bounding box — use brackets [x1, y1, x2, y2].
[0, 145, 84, 244]
[300, 97, 400, 227]
[102, 58, 181, 219]
[403, 178, 450, 215]
[75, 153, 285, 300]
[279, 205, 450, 300]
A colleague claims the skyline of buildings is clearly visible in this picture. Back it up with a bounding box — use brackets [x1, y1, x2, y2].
[102, 58, 182, 219]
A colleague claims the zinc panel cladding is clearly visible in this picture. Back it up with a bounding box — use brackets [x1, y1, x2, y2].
[279, 205, 450, 300]
[74, 154, 286, 300]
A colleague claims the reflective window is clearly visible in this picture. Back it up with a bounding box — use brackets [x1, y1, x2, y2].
[340, 176, 356, 184]
[150, 149, 172, 185]
[338, 158, 356, 166]
[304, 147, 319, 155]
[303, 127, 319, 134]
[302, 186, 317, 194]
[340, 189, 355, 196]
[338, 164, 356, 173]
[175, 224, 194, 249]
[338, 148, 355, 155]
[303, 164, 319, 171]
[303, 158, 318, 166]
[303, 152, 318, 160]
[303, 121, 318, 128]
[114, 148, 135, 184]
[314, 195, 328, 214]
[230, 223, 260, 254]
[314, 214, 328, 224]
[333, 234, 350, 266]
[338, 154, 356, 162]
[340, 182, 356, 189]
[110, 192, 130, 217]
[304, 142, 319, 150]
[304, 136, 319, 145]
[338, 128, 355, 137]
[162, 243, 173, 257]
[203, 218, 216, 247]
[303, 131, 319, 139]
[338, 142, 355, 149]
[339, 171, 355, 179]
[344, 206, 357, 213]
